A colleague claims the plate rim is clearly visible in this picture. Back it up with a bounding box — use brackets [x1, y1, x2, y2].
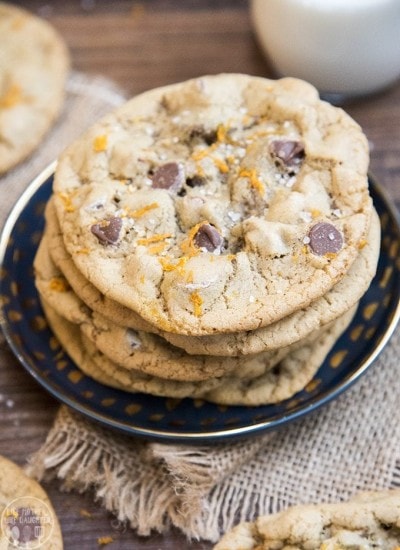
[1, 165, 400, 442]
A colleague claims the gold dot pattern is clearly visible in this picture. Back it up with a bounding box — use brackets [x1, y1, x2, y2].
[101, 398, 116, 407]
[363, 302, 379, 321]
[125, 404, 142, 415]
[329, 350, 348, 369]
[68, 370, 84, 384]
[350, 325, 364, 341]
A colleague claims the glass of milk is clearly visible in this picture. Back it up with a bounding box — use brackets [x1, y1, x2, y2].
[250, 0, 400, 102]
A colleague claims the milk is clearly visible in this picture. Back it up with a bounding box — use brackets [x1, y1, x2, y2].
[251, 0, 400, 99]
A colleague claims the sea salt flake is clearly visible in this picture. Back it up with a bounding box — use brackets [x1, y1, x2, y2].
[303, 236, 311, 244]
[249, 295, 255, 303]
[285, 176, 296, 187]
[227, 211, 241, 222]
[299, 211, 312, 223]
[185, 281, 212, 290]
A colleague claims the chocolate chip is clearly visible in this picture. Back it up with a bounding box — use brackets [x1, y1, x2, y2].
[270, 140, 305, 166]
[308, 222, 343, 256]
[186, 175, 206, 188]
[91, 217, 122, 245]
[194, 223, 223, 252]
[151, 162, 184, 191]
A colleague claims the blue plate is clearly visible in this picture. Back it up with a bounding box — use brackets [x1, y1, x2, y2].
[1, 164, 400, 442]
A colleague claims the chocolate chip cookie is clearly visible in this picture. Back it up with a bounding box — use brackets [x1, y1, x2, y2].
[0, 2, 69, 174]
[52, 74, 372, 335]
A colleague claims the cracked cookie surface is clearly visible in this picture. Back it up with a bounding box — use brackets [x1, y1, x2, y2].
[53, 74, 372, 335]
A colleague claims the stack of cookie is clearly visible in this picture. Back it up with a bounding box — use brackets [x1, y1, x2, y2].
[34, 74, 380, 406]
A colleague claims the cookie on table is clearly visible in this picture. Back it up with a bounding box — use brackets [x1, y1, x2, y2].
[0, 454, 63, 548]
[213, 489, 400, 549]
[52, 73, 372, 336]
[40, 299, 354, 404]
[45, 196, 380, 356]
[0, 2, 70, 175]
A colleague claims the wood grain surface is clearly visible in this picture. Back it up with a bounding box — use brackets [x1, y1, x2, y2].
[1, 1, 400, 548]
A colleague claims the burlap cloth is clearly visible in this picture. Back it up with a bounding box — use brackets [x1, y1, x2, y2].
[1, 73, 400, 543]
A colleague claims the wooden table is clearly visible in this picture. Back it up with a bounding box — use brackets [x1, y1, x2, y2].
[2, 1, 400, 548]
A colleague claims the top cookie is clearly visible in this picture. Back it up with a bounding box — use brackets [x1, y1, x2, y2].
[0, 2, 69, 175]
[53, 74, 372, 335]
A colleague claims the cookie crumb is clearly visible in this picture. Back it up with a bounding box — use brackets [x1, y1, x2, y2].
[97, 536, 114, 546]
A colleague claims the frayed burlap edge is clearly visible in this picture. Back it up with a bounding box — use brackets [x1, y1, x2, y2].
[25, 406, 273, 541]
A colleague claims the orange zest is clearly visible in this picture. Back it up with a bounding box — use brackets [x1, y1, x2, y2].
[159, 256, 188, 275]
[49, 277, 70, 292]
[239, 168, 265, 195]
[310, 208, 321, 219]
[93, 134, 108, 152]
[127, 202, 159, 218]
[358, 238, 368, 249]
[0, 83, 23, 108]
[137, 233, 172, 246]
[180, 220, 209, 256]
[213, 157, 229, 173]
[190, 291, 203, 317]
[148, 242, 168, 255]
[58, 192, 75, 213]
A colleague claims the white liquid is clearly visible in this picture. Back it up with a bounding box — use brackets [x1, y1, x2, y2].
[251, 0, 400, 97]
